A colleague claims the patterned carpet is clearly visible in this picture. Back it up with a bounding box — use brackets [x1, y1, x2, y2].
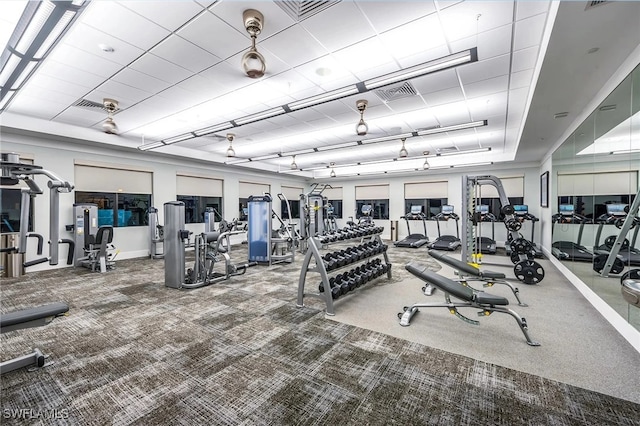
[1, 242, 639, 425]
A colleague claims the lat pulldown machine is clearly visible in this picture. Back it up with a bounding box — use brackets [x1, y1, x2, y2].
[0, 153, 74, 273]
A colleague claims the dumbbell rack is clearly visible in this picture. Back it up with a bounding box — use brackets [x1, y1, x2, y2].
[296, 228, 392, 315]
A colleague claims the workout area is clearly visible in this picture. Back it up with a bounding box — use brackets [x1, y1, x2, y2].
[1, 1, 639, 424]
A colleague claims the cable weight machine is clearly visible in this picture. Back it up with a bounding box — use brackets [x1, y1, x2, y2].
[462, 175, 545, 284]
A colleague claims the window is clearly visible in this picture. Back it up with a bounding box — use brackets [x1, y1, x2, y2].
[239, 182, 270, 221]
[74, 163, 152, 228]
[479, 197, 525, 221]
[280, 186, 302, 219]
[75, 192, 151, 227]
[404, 198, 448, 219]
[322, 186, 343, 219]
[327, 200, 343, 218]
[557, 194, 636, 220]
[176, 195, 222, 224]
[0, 188, 33, 232]
[356, 200, 389, 220]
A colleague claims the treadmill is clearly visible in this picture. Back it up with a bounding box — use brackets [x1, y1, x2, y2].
[395, 205, 429, 248]
[474, 205, 497, 254]
[428, 205, 461, 251]
[593, 203, 640, 266]
[551, 204, 594, 262]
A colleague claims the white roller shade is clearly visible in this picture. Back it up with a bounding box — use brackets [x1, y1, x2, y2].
[281, 186, 303, 201]
[322, 186, 343, 200]
[356, 184, 390, 199]
[75, 165, 152, 193]
[176, 175, 223, 197]
[477, 177, 524, 198]
[239, 182, 270, 198]
[558, 171, 638, 196]
[405, 181, 448, 199]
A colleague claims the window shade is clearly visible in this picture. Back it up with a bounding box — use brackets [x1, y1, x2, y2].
[404, 181, 448, 199]
[176, 175, 223, 197]
[322, 186, 343, 200]
[280, 186, 303, 201]
[558, 171, 638, 196]
[355, 184, 390, 199]
[239, 182, 270, 198]
[476, 177, 524, 198]
[75, 165, 152, 193]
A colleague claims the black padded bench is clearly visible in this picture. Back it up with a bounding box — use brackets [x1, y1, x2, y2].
[399, 262, 539, 346]
[428, 249, 527, 306]
[1, 302, 69, 374]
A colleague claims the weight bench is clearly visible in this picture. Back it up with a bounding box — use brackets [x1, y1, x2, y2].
[1, 302, 69, 374]
[428, 249, 527, 306]
[399, 262, 539, 346]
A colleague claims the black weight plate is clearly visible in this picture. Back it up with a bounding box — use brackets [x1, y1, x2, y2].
[621, 269, 640, 284]
[513, 260, 544, 285]
[604, 235, 630, 250]
[505, 218, 522, 232]
[510, 250, 521, 264]
[502, 205, 515, 215]
[593, 254, 607, 273]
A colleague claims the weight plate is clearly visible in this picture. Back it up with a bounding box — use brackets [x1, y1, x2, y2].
[621, 269, 640, 284]
[604, 235, 630, 250]
[510, 250, 521, 264]
[505, 218, 522, 232]
[611, 257, 625, 275]
[513, 260, 545, 284]
[593, 254, 607, 273]
[502, 205, 515, 215]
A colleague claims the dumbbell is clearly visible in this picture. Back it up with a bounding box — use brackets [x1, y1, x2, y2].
[323, 253, 340, 270]
[335, 274, 352, 294]
[318, 277, 342, 300]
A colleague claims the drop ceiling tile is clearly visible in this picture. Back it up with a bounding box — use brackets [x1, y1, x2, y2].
[90, 80, 151, 105]
[18, 85, 78, 107]
[423, 86, 465, 107]
[111, 67, 172, 94]
[62, 23, 146, 66]
[430, 101, 472, 125]
[464, 75, 509, 99]
[151, 35, 221, 73]
[80, 1, 171, 51]
[177, 10, 247, 59]
[514, 13, 546, 51]
[411, 69, 461, 94]
[261, 25, 329, 68]
[379, 13, 447, 61]
[383, 96, 429, 114]
[25, 73, 92, 100]
[396, 45, 453, 69]
[516, 0, 551, 20]
[118, 0, 205, 32]
[8, 93, 69, 120]
[467, 92, 508, 119]
[510, 68, 534, 90]
[260, 70, 317, 100]
[300, 2, 376, 52]
[512, 46, 539, 73]
[37, 60, 106, 89]
[55, 108, 108, 127]
[129, 53, 193, 85]
[293, 55, 354, 89]
[457, 54, 511, 85]
[48, 44, 124, 78]
[439, 1, 515, 43]
[450, 24, 512, 61]
[357, 0, 437, 33]
[332, 37, 396, 79]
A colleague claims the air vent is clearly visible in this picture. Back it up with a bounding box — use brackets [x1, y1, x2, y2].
[276, 0, 341, 21]
[585, 1, 609, 10]
[73, 98, 107, 111]
[374, 82, 418, 102]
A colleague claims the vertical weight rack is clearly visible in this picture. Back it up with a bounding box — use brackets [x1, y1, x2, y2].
[296, 225, 392, 315]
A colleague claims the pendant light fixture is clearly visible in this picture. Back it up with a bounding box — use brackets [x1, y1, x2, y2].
[226, 133, 236, 157]
[423, 151, 430, 170]
[330, 162, 336, 178]
[290, 155, 298, 170]
[399, 138, 408, 158]
[355, 99, 368, 136]
[241, 9, 266, 79]
[102, 98, 119, 134]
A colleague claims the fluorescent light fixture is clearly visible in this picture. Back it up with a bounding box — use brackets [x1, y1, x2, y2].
[193, 122, 233, 136]
[0, 0, 86, 110]
[287, 148, 317, 156]
[450, 161, 493, 168]
[610, 149, 640, 155]
[436, 147, 492, 157]
[288, 86, 359, 111]
[361, 132, 414, 144]
[364, 48, 477, 90]
[314, 141, 359, 151]
[162, 133, 194, 145]
[234, 107, 284, 125]
[416, 120, 487, 136]
[138, 141, 166, 151]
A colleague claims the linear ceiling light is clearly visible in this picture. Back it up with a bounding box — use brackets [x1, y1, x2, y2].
[137, 141, 166, 151]
[436, 146, 492, 157]
[364, 48, 477, 90]
[0, 0, 87, 111]
[288, 86, 360, 111]
[193, 122, 233, 137]
[234, 106, 284, 125]
[610, 149, 640, 155]
[417, 120, 487, 136]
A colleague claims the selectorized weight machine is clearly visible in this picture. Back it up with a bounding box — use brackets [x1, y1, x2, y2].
[0, 153, 75, 273]
[247, 194, 296, 265]
[164, 201, 255, 289]
[71, 203, 118, 273]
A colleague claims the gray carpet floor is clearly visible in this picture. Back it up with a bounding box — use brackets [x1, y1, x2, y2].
[1, 239, 639, 425]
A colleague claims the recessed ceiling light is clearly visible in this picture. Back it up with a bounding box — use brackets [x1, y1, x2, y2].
[98, 44, 114, 53]
[316, 67, 332, 76]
